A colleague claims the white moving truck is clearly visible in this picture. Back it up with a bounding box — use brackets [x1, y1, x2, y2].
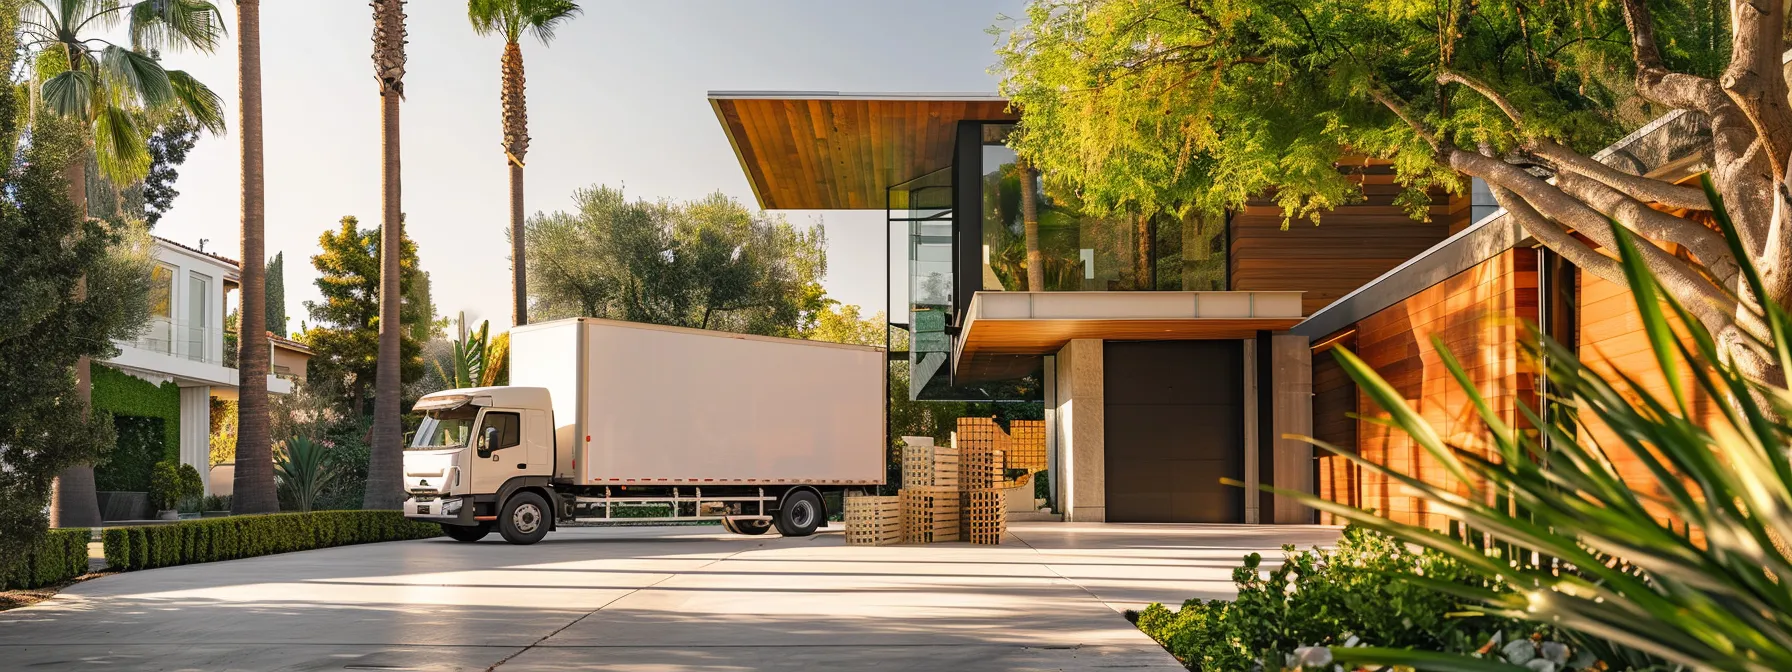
[401, 318, 885, 544]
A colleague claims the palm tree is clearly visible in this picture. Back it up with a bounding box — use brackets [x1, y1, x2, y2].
[468, 0, 582, 327]
[24, 0, 227, 528]
[230, 0, 275, 514]
[364, 0, 407, 510]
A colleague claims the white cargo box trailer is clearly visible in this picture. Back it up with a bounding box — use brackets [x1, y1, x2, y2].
[401, 318, 886, 544]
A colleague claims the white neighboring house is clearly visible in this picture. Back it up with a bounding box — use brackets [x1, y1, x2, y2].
[102, 236, 310, 495]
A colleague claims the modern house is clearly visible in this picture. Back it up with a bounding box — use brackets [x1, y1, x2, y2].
[93, 236, 311, 512]
[709, 92, 1490, 524]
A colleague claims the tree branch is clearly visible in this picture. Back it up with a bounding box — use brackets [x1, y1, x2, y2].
[1438, 70, 1524, 126]
[1554, 172, 1738, 287]
[1488, 185, 1627, 288]
[1718, 0, 1792, 182]
[1528, 139, 1711, 211]
[1618, 0, 1728, 112]
[1369, 88, 1436, 149]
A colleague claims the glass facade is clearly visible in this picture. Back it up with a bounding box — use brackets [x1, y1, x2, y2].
[978, 124, 1227, 293]
[890, 167, 955, 400]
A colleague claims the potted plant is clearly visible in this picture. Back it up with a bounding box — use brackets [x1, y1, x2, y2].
[149, 461, 204, 520]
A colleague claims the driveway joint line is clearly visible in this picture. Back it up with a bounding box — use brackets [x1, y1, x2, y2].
[483, 541, 762, 671]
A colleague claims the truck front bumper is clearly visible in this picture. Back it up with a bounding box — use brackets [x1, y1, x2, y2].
[404, 494, 477, 526]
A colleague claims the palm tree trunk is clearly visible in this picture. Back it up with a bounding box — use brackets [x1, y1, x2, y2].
[502, 40, 530, 327]
[365, 0, 407, 509]
[232, 0, 276, 515]
[50, 143, 101, 528]
[510, 161, 526, 325]
[1020, 163, 1044, 292]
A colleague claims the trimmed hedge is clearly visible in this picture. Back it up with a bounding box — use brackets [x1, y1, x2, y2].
[1, 529, 91, 590]
[102, 511, 441, 572]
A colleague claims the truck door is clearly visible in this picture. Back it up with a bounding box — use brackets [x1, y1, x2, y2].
[525, 410, 552, 476]
[471, 409, 525, 494]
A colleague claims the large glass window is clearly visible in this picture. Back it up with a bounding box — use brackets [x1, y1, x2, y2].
[144, 264, 175, 354]
[978, 124, 1226, 292]
[892, 167, 954, 400]
[186, 272, 210, 361]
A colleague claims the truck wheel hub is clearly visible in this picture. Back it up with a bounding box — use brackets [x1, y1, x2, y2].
[513, 503, 541, 534]
[790, 501, 815, 528]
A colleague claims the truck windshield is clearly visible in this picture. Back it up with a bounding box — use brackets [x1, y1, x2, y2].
[410, 406, 478, 449]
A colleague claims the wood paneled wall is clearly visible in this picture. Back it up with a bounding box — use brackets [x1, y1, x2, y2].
[1312, 345, 1358, 525]
[1339, 250, 1536, 529]
[1577, 272, 1721, 532]
[1230, 182, 1464, 315]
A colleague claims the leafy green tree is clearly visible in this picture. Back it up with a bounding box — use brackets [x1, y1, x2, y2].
[430, 320, 509, 389]
[467, 0, 582, 327]
[264, 252, 287, 336]
[525, 185, 829, 336]
[996, 0, 1788, 384]
[1, 19, 154, 548]
[301, 217, 426, 418]
[142, 115, 200, 227]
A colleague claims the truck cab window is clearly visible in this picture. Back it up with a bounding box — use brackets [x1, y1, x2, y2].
[481, 411, 522, 450]
[412, 406, 477, 449]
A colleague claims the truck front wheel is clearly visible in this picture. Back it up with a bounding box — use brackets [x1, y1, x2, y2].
[499, 492, 551, 545]
[443, 522, 491, 543]
[773, 491, 822, 537]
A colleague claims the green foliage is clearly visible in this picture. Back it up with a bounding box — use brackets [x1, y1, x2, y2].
[0, 528, 89, 590]
[275, 437, 339, 513]
[96, 415, 166, 492]
[148, 461, 203, 511]
[91, 364, 181, 466]
[524, 185, 829, 337]
[0, 0, 155, 562]
[209, 397, 238, 467]
[1135, 527, 1520, 670]
[431, 320, 509, 390]
[469, 0, 583, 45]
[265, 252, 287, 335]
[1287, 183, 1792, 671]
[301, 216, 427, 416]
[268, 378, 373, 510]
[806, 303, 887, 347]
[98, 511, 442, 572]
[21, 0, 227, 184]
[141, 114, 200, 227]
[992, 0, 1723, 223]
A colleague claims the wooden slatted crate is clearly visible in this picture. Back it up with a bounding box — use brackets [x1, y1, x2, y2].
[843, 495, 902, 546]
[900, 487, 961, 543]
[1007, 420, 1048, 476]
[956, 418, 1006, 491]
[902, 443, 959, 489]
[964, 489, 1006, 545]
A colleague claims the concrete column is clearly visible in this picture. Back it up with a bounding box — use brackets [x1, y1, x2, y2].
[1271, 334, 1314, 524]
[1242, 339, 1259, 524]
[178, 385, 212, 495]
[1054, 339, 1105, 522]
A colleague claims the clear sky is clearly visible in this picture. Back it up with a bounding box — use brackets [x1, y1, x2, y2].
[152, 0, 1023, 334]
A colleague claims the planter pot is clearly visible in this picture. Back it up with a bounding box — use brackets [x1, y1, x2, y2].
[156, 509, 180, 521]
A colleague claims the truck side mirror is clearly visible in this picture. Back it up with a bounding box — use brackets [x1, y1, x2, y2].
[477, 426, 499, 458]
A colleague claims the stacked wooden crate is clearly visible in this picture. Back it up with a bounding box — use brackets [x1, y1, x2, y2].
[900, 439, 961, 543]
[843, 495, 902, 546]
[955, 418, 1009, 544]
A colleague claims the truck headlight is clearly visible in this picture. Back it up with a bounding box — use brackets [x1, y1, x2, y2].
[442, 498, 463, 515]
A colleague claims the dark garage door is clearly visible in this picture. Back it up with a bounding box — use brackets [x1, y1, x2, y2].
[1104, 341, 1244, 523]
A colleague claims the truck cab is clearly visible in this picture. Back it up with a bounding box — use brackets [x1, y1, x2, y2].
[403, 386, 558, 543]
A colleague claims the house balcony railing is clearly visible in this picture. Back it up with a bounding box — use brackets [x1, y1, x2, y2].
[130, 317, 223, 366]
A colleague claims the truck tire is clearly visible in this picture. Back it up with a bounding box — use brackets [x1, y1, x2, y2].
[773, 491, 822, 537]
[735, 519, 772, 536]
[443, 522, 491, 543]
[499, 492, 551, 545]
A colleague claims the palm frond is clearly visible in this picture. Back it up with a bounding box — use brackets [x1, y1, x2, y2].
[93, 104, 150, 182]
[40, 69, 97, 119]
[130, 0, 225, 53]
[99, 44, 175, 108]
[166, 69, 225, 134]
[523, 0, 581, 45]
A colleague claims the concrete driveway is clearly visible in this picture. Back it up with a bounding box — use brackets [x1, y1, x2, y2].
[0, 522, 1339, 671]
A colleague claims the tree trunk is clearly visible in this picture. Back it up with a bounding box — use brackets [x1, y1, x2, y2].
[232, 0, 276, 515]
[365, 87, 404, 510]
[1134, 213, 1155, 289]
[1020, 163, 1044, 291]
[50, 141, 100, 528]
[502, 40, 530, 326]
[510, 161, 527, 325]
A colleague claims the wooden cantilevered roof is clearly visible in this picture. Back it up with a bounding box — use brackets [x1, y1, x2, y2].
[708, 92, 1016, 210]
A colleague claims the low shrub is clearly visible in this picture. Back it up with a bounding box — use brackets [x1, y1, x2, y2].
[101, 510, 441, 571]
[0, 529, 90, 590]
[1133, 526, 1525, 670]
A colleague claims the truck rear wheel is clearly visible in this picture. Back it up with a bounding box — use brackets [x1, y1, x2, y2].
[773, 491, 822, 537]
[443, 522, 491, 542]
[733, 519, 771, 536]
[499, 492, 551, 545]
